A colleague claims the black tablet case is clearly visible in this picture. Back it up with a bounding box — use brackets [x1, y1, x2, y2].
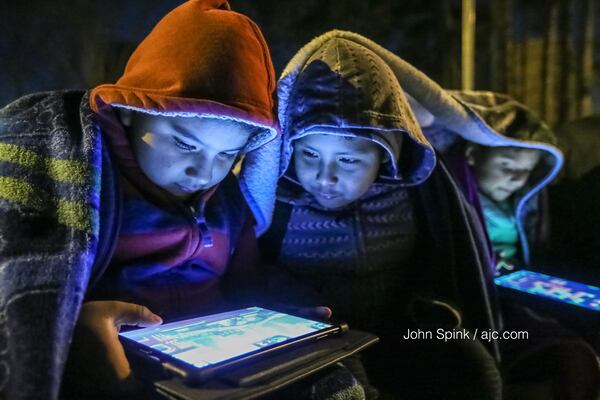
[141, 330, 378, 400]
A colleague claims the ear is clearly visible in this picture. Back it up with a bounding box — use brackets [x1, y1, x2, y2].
[464, 144, 477, 166]
[116, 108, 134, 127]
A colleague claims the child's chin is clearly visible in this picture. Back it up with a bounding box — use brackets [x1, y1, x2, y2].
[169, 189, 194, 200]
[492, 192, 512, 202]
[315, 198, 350, 210]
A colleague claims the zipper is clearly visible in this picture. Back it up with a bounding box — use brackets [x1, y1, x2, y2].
[353, 203, 365, 271]
[170, 189, 216, 259]
[189, 201, 214, 248]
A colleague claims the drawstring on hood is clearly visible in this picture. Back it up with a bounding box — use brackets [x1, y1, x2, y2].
[89, 0, 280, 234]
[277, 30, 436, 188]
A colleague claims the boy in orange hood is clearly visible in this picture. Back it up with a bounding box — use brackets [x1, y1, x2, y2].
[0, 1, 279, 398]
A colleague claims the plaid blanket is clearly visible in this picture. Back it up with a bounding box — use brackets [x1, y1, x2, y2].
[0, 91, 115, 400]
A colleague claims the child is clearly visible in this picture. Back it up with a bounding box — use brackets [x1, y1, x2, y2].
[466, 144, 543, 266]
[0, 1, 279, 398]
[434, 91, 562, 269]
[415, 90, 599, 399]
[260, 30, 502, 399]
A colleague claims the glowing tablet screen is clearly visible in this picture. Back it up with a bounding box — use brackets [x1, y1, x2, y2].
[119, 307, 334, 368]
[495, 270, 600, 311]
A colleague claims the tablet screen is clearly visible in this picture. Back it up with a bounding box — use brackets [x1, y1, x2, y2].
[119, 306, 335, 368]
[495, 270, 600, 311]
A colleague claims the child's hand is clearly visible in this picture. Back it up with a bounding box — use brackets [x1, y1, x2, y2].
[64, 300, 162, 397]
[299, 306, 333, 320]
[495, 259, 516, 276]
[276, 304, 333, 320]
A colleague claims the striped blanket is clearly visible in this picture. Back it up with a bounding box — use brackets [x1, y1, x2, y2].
[0, 91, 116, 400]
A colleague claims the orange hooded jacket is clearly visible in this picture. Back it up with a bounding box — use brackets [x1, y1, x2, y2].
[87, 0, 279, 316]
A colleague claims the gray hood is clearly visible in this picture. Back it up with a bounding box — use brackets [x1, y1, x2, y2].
[434, 91, 563, 264]
[277, 30, 436, 186]
[447, 90, 562, 185]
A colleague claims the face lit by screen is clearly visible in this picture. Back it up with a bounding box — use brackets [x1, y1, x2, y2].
[126, 113, 251, 199]
[293, 134, 382, 209]
[468, 146, 541, 202]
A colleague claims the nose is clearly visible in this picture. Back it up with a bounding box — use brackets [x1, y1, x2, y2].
[504, 172, 529, 192]
[185, 152, 213, 187]
[509, 171, 528, 185]
[316, 161, 338, 187]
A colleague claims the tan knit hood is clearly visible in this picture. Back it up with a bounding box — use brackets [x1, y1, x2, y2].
[277, 30, 436, 186]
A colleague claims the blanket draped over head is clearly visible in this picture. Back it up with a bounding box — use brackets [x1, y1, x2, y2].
[273, 30, 503, 362]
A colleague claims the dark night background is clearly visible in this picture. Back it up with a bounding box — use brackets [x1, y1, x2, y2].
[1, 0, 599, 128]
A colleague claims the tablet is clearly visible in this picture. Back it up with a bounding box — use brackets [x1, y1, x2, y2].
[119, 306, 347, 384]
[494, 269, 600, 312]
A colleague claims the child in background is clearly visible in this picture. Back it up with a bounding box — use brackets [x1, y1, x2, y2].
[0, 1, 279, 398]
[466, 145, 542, 268]
[415, 90, 599, 400]
[442, 91, 561, 270]
[260, 30, 502, 400]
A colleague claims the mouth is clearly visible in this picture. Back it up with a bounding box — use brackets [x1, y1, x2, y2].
[175, 183, 201, 193]
[493, 188, 514, 199]
[314, 191, 340, 200]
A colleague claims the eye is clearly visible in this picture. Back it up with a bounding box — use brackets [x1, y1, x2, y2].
[302, 149, 319, 159]
[173, 136, 196, 152]
[217, 151, 238, 161]
[339, 157, 360, 164]
[499, 162, 513, 172]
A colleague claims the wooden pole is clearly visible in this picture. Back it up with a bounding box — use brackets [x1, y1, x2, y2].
[462, 0, 476, 90]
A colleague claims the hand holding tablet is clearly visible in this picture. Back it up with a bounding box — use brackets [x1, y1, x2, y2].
[65, 301, 163, 398]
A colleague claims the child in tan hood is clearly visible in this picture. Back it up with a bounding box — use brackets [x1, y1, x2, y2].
[261, 30, 502, 399]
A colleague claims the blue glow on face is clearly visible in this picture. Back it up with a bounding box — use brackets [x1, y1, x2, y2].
[119, 307, 333, 367]
[495, 270, 600, 311]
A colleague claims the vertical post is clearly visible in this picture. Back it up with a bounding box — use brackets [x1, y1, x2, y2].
[462, 0, 476, 90]
[579, 0, 594, 117]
